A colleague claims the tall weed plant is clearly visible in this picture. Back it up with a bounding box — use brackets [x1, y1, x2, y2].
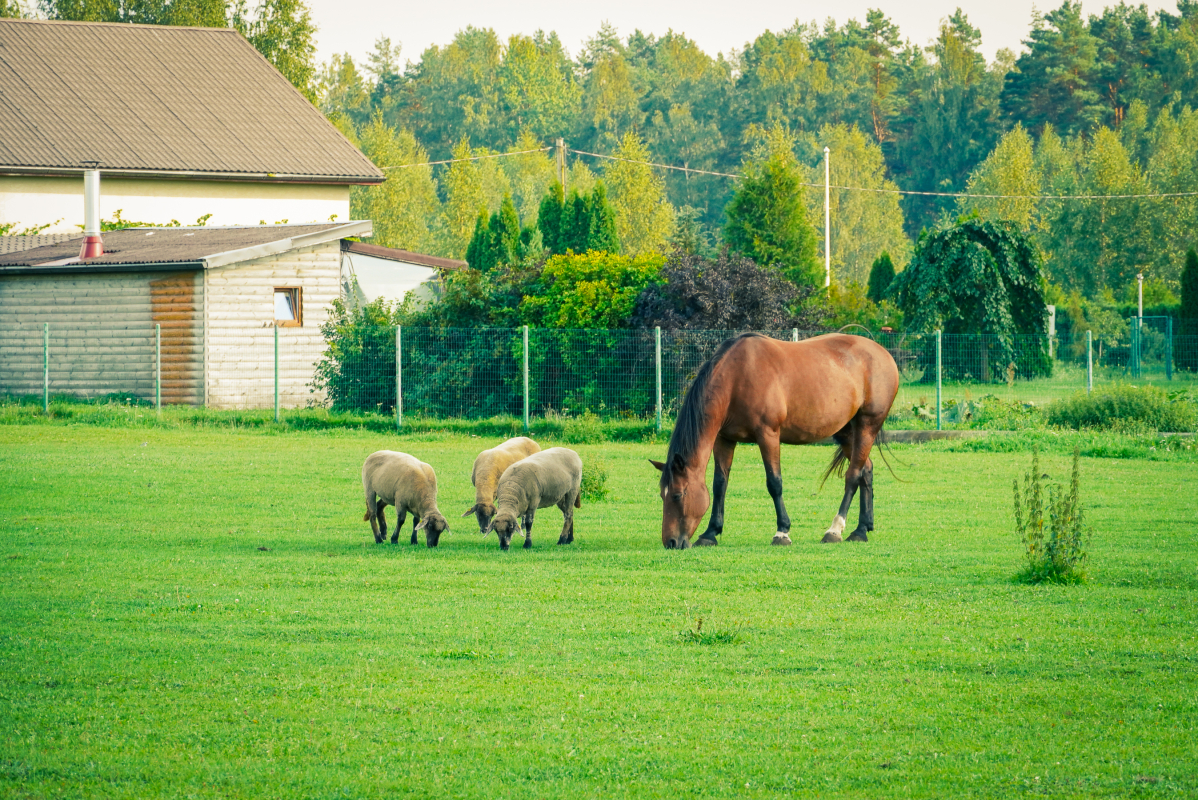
[1013, 447, 1092, 584]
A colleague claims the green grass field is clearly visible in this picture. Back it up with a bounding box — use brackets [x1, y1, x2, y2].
[1, 425, 1196, 798]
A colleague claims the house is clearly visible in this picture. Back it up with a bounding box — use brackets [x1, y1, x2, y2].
[0, 18, 384, 233]
[0, 223, 369, 408]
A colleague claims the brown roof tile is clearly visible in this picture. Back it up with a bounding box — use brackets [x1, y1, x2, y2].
[0, 19, 384, 184]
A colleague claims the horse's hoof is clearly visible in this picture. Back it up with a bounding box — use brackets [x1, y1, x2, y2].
[771, 533, 792, 546]
[846, 530, 869, 542]
[695, 534, 718, 547]
[821, 532, 844, 543]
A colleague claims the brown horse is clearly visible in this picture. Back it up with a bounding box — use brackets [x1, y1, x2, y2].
[650, 333, 899, 549]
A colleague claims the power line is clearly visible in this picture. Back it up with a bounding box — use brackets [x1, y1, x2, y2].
[379, 142, 1198, 201]
[381, 146, 552, 170]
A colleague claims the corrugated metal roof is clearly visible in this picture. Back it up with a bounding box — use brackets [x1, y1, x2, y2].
[0, 222, 367, 271]
[0, 19, 384, 184]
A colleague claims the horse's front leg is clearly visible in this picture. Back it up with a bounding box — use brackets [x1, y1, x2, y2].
[696, 436, 736, 546]
[758, 433, 792, 546]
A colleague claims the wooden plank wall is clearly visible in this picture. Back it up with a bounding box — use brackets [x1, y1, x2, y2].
[0, 271, 202, 402]
[151, 272, 204, 405]
[205, 242, 339, 409]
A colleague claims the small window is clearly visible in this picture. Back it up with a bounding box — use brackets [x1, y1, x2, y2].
[274, 287, 302, 327]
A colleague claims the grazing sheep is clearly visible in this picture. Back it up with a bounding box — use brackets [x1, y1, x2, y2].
[486, 447, 582, 551]
[461, 436, 541, 532]
[361, 451, 449, 547]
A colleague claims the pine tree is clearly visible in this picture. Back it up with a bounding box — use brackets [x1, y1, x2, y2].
[464, 210, 493, 271]
[866, 252, 895, 302]
[1180, 248, 1198, 371]
[489, 194, 522, 267]
[537, 182, 566, 254]
[587, 182, 620, 253]
[564, 190, 591, 253]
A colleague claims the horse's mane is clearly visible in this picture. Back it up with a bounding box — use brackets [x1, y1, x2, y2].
[661, 333, 763, 488]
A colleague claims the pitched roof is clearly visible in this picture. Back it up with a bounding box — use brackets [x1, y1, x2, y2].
[341, 240, 467, 271]
[0, 233, 82, 253]
[0, 19, 383, 185]
[0, 221, 372, 273]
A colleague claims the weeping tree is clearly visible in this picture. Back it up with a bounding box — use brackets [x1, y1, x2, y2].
[890, 219, 1050, 381]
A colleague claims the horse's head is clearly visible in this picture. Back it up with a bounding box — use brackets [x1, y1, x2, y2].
[650, 453, 709, 549]
[416, 513, 449, 547]
[461, 502, 496, 533]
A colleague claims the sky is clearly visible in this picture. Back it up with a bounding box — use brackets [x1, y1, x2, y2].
[305, 0, 1181, 69]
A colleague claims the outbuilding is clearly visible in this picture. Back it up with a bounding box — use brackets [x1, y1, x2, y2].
[0, 222, 373, 408]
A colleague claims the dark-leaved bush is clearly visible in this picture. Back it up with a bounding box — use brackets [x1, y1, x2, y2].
[1046, 385, 1197, 432]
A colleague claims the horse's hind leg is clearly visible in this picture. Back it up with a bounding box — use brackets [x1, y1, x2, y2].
[758, 431, 792, 546]
[824, 420, 879, 543]
[847, 459, 874, 542]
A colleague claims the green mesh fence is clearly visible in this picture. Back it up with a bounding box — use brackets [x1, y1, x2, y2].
[6, 323, 1198, 417]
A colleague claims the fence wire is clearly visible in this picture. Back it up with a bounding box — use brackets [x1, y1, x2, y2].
[3, 323, 1197, 418]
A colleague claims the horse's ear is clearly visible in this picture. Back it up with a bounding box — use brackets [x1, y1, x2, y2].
[461, 504, 479, 517]
[671, 452, 686, 474]
[649, 459, 666, 472]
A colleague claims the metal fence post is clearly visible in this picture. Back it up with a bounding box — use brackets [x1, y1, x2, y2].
[1086, 330, 1093, 393]
[273, 324, 280, 423]
[655, 326, 662, 432]
[155, 323, 161, 418]
[522, 325, 530, 433]
[1166, 317, 1174, 381]
[1131, 317, 1141, 379]
[935, 329, 942, 431]
[792, 328, 798, 342]
[43, 322, 49, 415]
[402, 323, 407, 428]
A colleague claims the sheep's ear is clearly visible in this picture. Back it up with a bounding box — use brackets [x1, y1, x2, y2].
[415, 518, 428, 531]
[649, 459, 666, 472]
[461, 504, 479, 517]
[482, 520, 494, 537]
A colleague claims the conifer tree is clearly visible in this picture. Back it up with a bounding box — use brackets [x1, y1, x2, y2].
[1180, 248, 1198, 370]
[464, 210, 493, 271]
[587, 182, 620, 253]
[867, 252, 895, 302]
[537, 182, 565, 254]
[489, 194, 522, 266]
[564, 190, 591, 253]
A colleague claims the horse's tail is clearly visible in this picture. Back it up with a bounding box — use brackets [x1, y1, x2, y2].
[820, 420, 909, 489]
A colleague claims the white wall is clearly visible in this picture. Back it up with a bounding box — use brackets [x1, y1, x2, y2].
[342, 250, 439, 304]
[0, 175, 350, 233]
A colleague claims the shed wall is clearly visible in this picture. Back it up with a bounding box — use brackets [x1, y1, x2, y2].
[204, 241, 339, 409]
[0, 270, 203, 403]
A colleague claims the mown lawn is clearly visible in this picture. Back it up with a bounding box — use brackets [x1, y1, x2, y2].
[0, 425, 1195, 798]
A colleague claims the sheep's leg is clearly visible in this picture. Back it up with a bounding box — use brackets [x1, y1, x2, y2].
[365, 492, 383, 543]
[390, 507, 406, 545]
[378, 502, 390, 543]
[557, 494, 576, 545]
[522, 510, 535, 549]
[408, 512, 419, 546]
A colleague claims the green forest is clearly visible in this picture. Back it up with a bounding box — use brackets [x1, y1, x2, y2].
[8, 0, 1198, 328]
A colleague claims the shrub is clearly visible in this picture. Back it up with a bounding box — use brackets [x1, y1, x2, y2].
[1013, 447, 1091, 584]
[1046, 385, 1198, 432]
[580, 456, 610, 502]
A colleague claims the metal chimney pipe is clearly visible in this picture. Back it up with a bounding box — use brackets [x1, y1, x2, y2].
[79, 170, 103, 259]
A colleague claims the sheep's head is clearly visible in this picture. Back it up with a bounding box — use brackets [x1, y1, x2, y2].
[486, 511, 521, 551]
[416, 513, 449, 548]
[462, 502, 496, 534]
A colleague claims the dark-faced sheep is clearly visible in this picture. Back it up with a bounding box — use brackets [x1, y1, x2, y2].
[461, 436, 541, 532]
[362, 450, 449, 547]
[486, 447, 582, 551]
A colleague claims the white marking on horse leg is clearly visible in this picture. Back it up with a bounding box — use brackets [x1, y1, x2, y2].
[824, 514, 846, 537]
[771, 532, 792, 546]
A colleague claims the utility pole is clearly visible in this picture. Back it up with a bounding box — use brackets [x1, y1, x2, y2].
[824, 146, 831, 292]
[556, 138, 566, 188]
